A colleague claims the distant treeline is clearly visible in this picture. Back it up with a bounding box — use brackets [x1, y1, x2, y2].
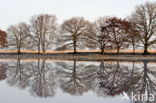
[0, 2, 156, 54]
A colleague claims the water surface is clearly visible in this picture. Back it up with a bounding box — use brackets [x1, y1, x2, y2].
[0, 59, 156, 103]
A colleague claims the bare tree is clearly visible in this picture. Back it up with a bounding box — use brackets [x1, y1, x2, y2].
[58, 17, 94, 54]
[7, 23, 30, 54]
[129, 2, 156, 54]
[30, 14, 57, 53]
[92, 17, 112, 54]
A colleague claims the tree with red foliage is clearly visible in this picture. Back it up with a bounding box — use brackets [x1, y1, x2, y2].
[103, 17, 130, 54]
[127, 26, 140, 53]
[0, 29, 7, 48]
[98, 26, 112, 54]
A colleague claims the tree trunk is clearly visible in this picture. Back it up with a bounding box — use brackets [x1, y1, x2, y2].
[38, 37, 41, 54]
[101, 48, 104, 55]
[43, 48, 46, 54]
[143, 45, 148, 54]
[74, 46, 76, 54]
[143, 38, 148, 54]
[18, 51, 20, 54]
[42, 41, 46, 54]
[17, 47, 20, 54]
[101, 44, 105, 55]
[117, 47, 120, 54]
[133, 45, 135, 54]
[101, 49, 104, 55]
[73, 40, 77, 54]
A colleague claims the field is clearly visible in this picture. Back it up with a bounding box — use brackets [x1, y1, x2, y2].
[0, 49, 156, 53]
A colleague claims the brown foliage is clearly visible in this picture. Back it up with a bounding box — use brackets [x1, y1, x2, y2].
[127, 26, 140, 53]
[93, 17, 112, 54]
[0, 64, 7, 81]
[100, 17, 131, 54]
[0, 29, 7, 48]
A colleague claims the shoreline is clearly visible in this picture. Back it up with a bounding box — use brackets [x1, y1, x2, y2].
[0, 53, 156, 61]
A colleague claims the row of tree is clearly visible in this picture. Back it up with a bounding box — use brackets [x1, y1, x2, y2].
[0, 2, 156, 54]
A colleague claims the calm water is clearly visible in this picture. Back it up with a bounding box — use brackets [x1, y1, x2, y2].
[0, 59, 156, 103]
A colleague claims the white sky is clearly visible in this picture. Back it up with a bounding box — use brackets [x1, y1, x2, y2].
[0, 0, 155, 30]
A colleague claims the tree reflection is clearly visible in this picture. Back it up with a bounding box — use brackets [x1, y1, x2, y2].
[56, 60, 98, 96]
[6, 59, 33, 89]
[30, 59, 57, 98]
[6, 59, 57, 98]
[2, 59, 156, 101]
[0, 63, 7, 81]
[94, 61, 140, 97]
[94, 61, 156, 102]
[127, 61, 156, 103]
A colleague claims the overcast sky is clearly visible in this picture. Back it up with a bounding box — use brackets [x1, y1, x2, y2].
[0, 0, 155, 30]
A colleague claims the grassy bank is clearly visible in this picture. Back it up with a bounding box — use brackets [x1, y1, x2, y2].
[0, 52, 156, 61]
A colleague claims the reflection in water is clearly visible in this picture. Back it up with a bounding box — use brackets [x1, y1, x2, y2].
[6, 59, 32, 89]
[56, 60, 97, 96]
[1, 59, 156, 102]
[94, 61, 140, 97]
[126, 61, 156, 103]
[6, 59, 57, 98]
[0, 63, 7, 81]
[29, 59, 57, 98]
